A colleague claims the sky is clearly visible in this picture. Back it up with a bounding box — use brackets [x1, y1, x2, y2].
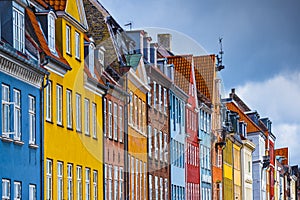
[99, 0, 300, 165]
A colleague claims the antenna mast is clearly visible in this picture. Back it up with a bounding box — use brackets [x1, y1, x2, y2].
[217, 37, 225, 71]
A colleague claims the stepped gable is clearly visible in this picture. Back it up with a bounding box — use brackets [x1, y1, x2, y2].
[167, 55, 193, 95]
[193, 55, 215, 101]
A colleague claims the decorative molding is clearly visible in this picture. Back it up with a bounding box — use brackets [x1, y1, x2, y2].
[44, 61, 67, 77]
[0, 52, 45, 88]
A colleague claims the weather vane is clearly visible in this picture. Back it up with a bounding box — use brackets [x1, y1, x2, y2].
[216, 37, 225, 71]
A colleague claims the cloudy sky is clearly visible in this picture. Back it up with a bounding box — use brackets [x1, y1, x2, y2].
[100, 0, 300, 165]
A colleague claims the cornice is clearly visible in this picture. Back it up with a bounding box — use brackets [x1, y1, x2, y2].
[0, 48, 46, 88]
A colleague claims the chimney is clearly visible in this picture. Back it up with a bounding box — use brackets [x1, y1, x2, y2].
[158, 33, 172, 52]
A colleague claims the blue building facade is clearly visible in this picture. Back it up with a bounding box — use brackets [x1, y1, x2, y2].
[169, 89, 187, 200]
[199, 105, 213, 200]
[0, 2, 47, 199]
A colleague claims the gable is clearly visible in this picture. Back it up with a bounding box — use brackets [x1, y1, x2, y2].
[66, 0, 88, 29]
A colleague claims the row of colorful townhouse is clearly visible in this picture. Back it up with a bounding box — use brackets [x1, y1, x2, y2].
[1, 0, 299, 200]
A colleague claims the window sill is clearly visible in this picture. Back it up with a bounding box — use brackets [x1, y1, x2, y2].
[14, 140, 24, 146]
[76, 130, 82, 134]
[67, 127, 73, 131]
[66, 52, 72, 57]
[46, 119, 53, 124]
[29, 144, 39, 149]
[1, 136, 13, 143]
[75, 57, 81, 62]
[92, 137, 97, 140]
[85, 133, 90, 137]
[57, 123, 64, 128]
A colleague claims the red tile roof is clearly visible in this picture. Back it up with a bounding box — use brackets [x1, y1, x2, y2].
[275, 148, 289, 165]
[43, 0, 66, 11]
[193, 55, 215, 101]
[34, 0, 49, 8]
[167, 55, 193, 95]
[26, 8, 69, 67]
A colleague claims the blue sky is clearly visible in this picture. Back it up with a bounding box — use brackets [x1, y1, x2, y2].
[100, 0, 300, 165]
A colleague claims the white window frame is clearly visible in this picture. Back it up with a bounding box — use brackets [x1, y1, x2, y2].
[57, 162, 63, 200]
[29, 184, 36, 200]
[134, 96, 138, 127]
[13, 5, 25, 52]
[108, 101, 112, 138]
[93, 170, 98, 200]
[92, 103, 97, 138]
[159, 131, 163, 161]
[66, 89, 72, 129]
[164, 133, 168, 162]
[138, 99, 141, 130]
[76, 94, 81, 131]
[46, 159, 52, 200]
[56, 85, 63, 125]
[46, 81, 52, 121]
[2, 179, 10, 200]
[149, 175, 152, 200]
[113, 103, 118, 141]
[29, 95, 36, 144]
[2, 84, 10, 136]
[158, 84, 161, 111]
[76, 166, 82, 200]
[104, 98, 107, 137]
[129, 92, 133, 125]
[114, 166, 118, 200]
[48, 12, 56, 52]
[155, 176, 158, 200]
[75, 31, 80, 59]
[119, 105, 123, 142]
[66, 25, 71, 54]
[85, 168, 90, 200]
[163, 88, 167, 114]
[67, 164, 73, 200]
[108, 165, 112, 200]
[148, 125, 152, 158]
[89, 43, 95, 77]
[153, 81, 156, 108]
[14, 181, 21, 200]
[160, 177, 163, 200]
[135, 159, 139, 199]
[119, 168, 123, 200]
[154, 128, 158, 160]
[13, 89, 21, 140]
[84, 98, 90, 135]
[165, 179, 168, 200]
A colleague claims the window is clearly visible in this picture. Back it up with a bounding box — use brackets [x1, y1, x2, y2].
[92, 103, 97, 138]
[160, 178, 163, 200]
[163, 88, 167, 113]
[149, 175, 152, 200]
[153, 81, 156, 108]
[114, 166, 118, 200]
[84, 99, 90, 135]
[103, 98, 107, 137]
[148, 125, 152, 158]
[159, 131, 163, 161]
[75, 31, 80, 59]
[2, 179, 10, 199]
[155, 176, 158, 200]
[131, 157, 134, 200]
[66, 89, 72, 128]
[46, 81, 52, 121]
[89, 43, 95, 76]
[119, 168, 123, 200]
[104, 165, 107, 199]
[154, 129, 158, 159]
[57, 162, 63, 200]
[113, 103, 118, 140]
[165, 179, 168, 200]
[66, 25, 71, 54]
[76, 166, 82, 200]
[158, 84, 161, 111]
[29, 184, 36, 200]
[134, 96, 138, 127]
[108, 101, 112, 138]
[67, 164, 73, 200]
[13, 89, 21, 140]
[46, 159, 52, 200]
[48, 13, 55, 52]
[129, 92, 133, 124]
[13, 5, 24, 52]
[119, 106, 123, 142]
[138, 99, 142, 130]
[76, 94, 81, 131]
[29, 96, 36, 144]
[135, 159, 139, 199]
[14, 181, 21, 200]
[141, 102, 145, 133]
[2, 84, 10, 136]
[93, 171, 98, 200]
[164, 133, 168, 162]
[85, 168, 90, 200]
[56, 85, 63, 125]
[108, 165, 112, 200]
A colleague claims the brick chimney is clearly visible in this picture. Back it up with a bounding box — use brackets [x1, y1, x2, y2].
[158, 33, 172, 52]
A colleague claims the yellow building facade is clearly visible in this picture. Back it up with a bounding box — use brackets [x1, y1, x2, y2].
[127, 58, 150, 200]
[43, 0, 104, 199]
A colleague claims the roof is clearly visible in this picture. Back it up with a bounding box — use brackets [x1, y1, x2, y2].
[34, 0, 50, 8]
[193, 55, 215, 101]
[43, 0, 66, 11]
[226, 102, 262, 133]
[167, 55, 193, 95]
[157, 45, 173, 58]
[26, 7, 70, 68]
[275, 147, 289, 165]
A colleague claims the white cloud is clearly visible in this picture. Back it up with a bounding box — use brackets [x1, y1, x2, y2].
[234, 71, 300, 165]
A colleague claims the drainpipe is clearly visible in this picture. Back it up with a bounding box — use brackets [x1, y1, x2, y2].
[40, 56, 49, 199]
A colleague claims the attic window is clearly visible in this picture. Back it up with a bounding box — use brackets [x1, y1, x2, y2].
[98, 47, 105, 66]
[89, 43, 95, 77]
[13, 5, 25, 52]
[48, 12, 56, 52]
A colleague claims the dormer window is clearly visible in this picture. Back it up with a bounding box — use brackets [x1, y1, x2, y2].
[48, 12, 56, 52]
[12, 4, 24, 52]
[89, 43, 95, 77]
[98, 46, 105, 66]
